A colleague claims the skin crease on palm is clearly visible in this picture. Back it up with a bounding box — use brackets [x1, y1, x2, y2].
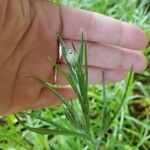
[0, 0, 148, 115]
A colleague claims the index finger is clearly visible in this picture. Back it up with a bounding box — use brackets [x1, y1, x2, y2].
[60, 5, 148, 50]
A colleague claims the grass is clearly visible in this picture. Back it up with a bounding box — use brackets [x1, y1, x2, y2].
[0, 0, 150, 150]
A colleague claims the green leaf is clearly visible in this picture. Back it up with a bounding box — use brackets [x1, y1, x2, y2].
[27, 113, 68, 131]
[29, 76, 78, 118]
[71, 41, 78, 53]
[25, 126, 90, 140]
[64, 109, 85, 131]
[84, 40, 88, 87]
[125, 115, 150, 130]
[78, 30, 84, 65]
[14, 114, 90, 140]
[28, 76, 84, 134]
[48, 57, 81, 101]
[108, 66, 133, 126]
[100, 71, 110, 133]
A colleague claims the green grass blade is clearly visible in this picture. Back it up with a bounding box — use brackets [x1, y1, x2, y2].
[71, 41, 78, 53]
[24, 126, 88, 138]
[75, 66, 85, 96]
[83, 40, 90, 128]
[108, 67, 133, 126]
[64, 109, 85, 131]
[84, 40, 88, 87]
[125, 116, 150, 130]
[96, 68, 133, 149]
[14, 114, 90, 140]
[78, 30, 84, 65]
[100, 71, 109, 134]
[84, 41, 91, 133]
[30, 76, 75, 114]
[30, 76, 85, 133]
[27, 113, 68, 131]
[48, 57, 82, 101]
[75, 36, 90, 134]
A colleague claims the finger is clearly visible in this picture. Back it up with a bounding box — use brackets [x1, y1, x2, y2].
[32, 86, 75, 108]
[56, 63, 127, 85]
[60, 5, 148, 49]
[60, 40, 147, 73]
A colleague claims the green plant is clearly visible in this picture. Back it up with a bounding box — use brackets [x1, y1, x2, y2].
[15, 32, 133, 150]
[1, 1, 150, 149]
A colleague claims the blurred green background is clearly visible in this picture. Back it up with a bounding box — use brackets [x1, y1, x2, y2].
[0, 0, 150, 150]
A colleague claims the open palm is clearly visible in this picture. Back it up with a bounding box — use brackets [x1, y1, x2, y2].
[0, 0, 148, 115]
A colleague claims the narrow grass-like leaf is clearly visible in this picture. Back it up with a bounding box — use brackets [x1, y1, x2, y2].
[81, 40, 91, 134]
[84, 41, 88, 87]
[75, 67, 87, 114]
[30, 76, 86, 134]
[64, 109, 85, 131]
[27, 113, 68, 131]
[100, 71, 109, 134]
[125, 116, 150, 130]
[24, 126, 90, 139]
[83, 40, 90, 131]
[96, 68, 133, 150]
[14, 114, 90, 140]
[108, 67, 133, 126]
[78, 31, 84, 65]
[71, 41, 78, 53]
[48, 57, 83, 104]
[30, 76, 76, 115]
[75, 66, 85, 98]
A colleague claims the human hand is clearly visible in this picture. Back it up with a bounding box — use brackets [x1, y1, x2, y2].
[0, 0, 148, 115]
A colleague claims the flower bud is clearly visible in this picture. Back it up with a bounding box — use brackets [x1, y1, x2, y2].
[66, 49, 79, 65]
